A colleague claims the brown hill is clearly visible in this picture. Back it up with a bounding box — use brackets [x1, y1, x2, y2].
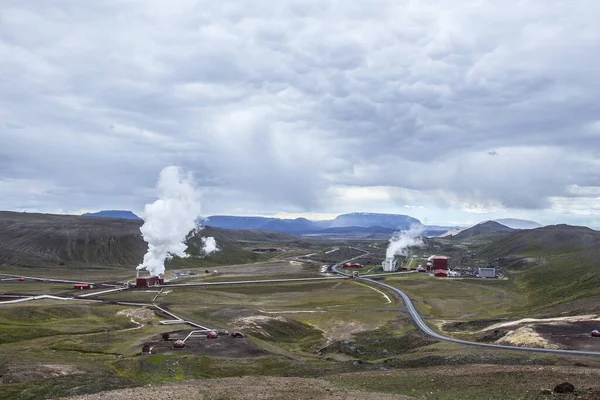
[0, 211, 296, 269]
[0, 211, 146, 268]
[452, 221, 514, 240]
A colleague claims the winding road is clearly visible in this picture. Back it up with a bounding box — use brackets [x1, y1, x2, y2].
[331, 259, 600, 357]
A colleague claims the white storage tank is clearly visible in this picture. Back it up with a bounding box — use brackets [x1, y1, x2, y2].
[478, 267, 496, 278]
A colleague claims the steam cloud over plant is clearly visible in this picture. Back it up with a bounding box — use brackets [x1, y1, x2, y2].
[201, 236, 219, 255]
[137, 166, 216, 276]
[386, 224, 425, 259]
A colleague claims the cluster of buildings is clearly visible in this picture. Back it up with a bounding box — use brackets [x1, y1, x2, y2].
[380, 254, 499, 279]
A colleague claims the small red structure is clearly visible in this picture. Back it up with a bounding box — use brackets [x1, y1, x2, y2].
[206, 331, 218, 339]
[74, 283, 92, 290]
[135, 276, 164, 288]
[342, 263, 363, 268]
[592, 330, 600, 337]
[231, 332, 245, 338]
[19, 277, 24, 282]
[434, 269, 448, 277]
[173, 340, 186, 349]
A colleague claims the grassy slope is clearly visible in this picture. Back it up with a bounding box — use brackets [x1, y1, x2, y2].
[0, 301, 135, 344]
[474, 225, 600, 314]
[384, 275, 523, 320]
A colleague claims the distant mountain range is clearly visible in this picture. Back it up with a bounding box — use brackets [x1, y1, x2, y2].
[205, 212, 423, 234]
[80, 210, 546, 238]
[82, 210, 142, 220]
[82, 210, 457, 236]
[204, 213, 435, 236]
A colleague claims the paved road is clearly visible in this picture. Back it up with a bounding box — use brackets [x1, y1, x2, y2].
[332, 263, 600, 357]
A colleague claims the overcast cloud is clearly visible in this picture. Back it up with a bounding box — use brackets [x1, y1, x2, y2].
[1, 0, 600, 226]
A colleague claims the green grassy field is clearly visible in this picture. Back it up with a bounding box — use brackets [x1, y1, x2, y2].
[170, 260, 324, 283]
[2, 229, 600, 399]
[0, 282, 77, 295]
[2, 275, 600, 400]
[383, 275, 524, 320]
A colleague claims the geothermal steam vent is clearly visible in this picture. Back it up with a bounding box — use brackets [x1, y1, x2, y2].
[136, 166, 218, 285]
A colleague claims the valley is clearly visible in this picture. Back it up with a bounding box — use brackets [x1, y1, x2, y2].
[1, 212, 600, 399]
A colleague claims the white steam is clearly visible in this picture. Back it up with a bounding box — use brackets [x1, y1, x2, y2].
[136, 166, 217, 276]
[386, 224, 424, 259]
[201, 236, 219, 255]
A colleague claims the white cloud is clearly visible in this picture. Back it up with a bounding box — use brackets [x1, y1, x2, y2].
[1, 0, 600, 226]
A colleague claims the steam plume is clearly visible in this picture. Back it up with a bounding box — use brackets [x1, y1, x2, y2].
[201, 236, 219, 254]
[386, 224, 424, 259]
[137, 166, 216, 276]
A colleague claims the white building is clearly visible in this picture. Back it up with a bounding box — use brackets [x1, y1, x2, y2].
[478, 267, 496, 278]
[382, 257, 397, 272]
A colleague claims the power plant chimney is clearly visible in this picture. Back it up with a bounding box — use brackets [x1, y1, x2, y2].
[382, 257, 397, 272]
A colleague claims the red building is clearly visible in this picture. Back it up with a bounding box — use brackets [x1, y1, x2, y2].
[135, 276, 164, 288]
[342, 263, 363, 268]
[431, 256, 448, 270]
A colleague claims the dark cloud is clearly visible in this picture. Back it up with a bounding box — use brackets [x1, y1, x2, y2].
[1, 0, 600, 224]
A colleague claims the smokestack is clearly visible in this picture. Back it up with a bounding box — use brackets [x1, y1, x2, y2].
[136, 166, 218, 277]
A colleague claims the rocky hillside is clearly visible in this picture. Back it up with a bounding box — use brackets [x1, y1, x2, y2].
[0, 211, 146, 268]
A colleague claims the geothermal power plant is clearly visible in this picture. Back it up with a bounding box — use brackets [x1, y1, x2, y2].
[382, 254, 449, 276]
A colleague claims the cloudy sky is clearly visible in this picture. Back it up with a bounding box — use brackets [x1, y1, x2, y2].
[1, 0, 600, 226]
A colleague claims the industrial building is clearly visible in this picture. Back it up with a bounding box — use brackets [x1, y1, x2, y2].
[382, 257, 397, 272]
[478, 267, 496, 278]
[136, 270, 164, 288]
[428, 256, 448, 271]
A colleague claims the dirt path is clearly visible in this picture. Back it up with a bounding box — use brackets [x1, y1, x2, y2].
[483, 315, 600, 332]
